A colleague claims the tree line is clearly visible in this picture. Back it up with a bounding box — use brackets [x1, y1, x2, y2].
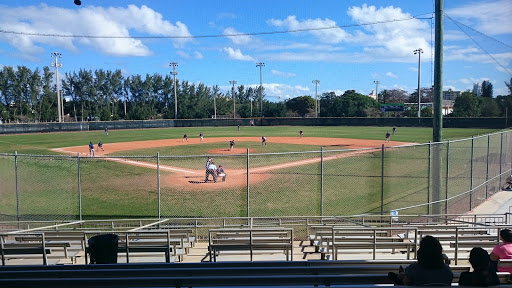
[0, 65, 510, 123]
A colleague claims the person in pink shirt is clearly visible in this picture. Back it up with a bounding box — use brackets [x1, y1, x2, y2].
[490, 228, 512, 273]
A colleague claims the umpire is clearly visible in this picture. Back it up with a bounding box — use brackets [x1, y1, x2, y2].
[205, 160, 217, 183]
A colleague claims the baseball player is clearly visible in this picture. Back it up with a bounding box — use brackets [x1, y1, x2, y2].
[217, 165, 227, 182]
[97, 141, 104, 151]
[229, 140, 235, 151]
[200, 132, 204, 142]
[89, 141, 95, 157]
[262, 136, 267, 145]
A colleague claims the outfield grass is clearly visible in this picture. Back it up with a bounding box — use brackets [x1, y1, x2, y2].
[0, 126, 498, 155]
[0, 126, 504, 219]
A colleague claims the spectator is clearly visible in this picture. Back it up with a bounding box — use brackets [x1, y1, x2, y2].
[504, 174, 512, 190]
[459, 247, 499, 286]
[490, 228, 512, 273]
[389, 235, 453, 285]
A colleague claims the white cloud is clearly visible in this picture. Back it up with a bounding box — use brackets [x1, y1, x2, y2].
[385, 72, 398, 78]
[223, 27, 254, 45]
[265, 5, 432, 63]
[176, 50, 204, 59]
[0, 4, 192, 58]
[263, 83, 310, 100]
[347, 4, 431, 58]
[446, 0, 512, 35]
[223, 47, 255, 61]
[271, 69, 296, 77]
[268, 15, 349, 44]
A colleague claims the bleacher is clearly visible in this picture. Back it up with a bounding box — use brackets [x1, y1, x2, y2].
[0, 214, 511, 287]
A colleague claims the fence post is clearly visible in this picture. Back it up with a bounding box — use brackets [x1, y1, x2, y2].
[157, 152, 161, 219]
[445, 141, 450, 218]
[15, 151, 20, 223]
[77, 153, 82, 221]
[428, 141, 432, 215]
[499, 131, 503, 187]
[485, 135, 490, 199]
[320, 147, 324, 217]
[381, 144, 385, 215]
[247, 148, 250, 217]
[470, 136, 474, 210]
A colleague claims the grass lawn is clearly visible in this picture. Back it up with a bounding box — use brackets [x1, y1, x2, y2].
[0, 126, 505, 219]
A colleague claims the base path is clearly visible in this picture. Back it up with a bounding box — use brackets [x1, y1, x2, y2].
[52, 137, 411, 190]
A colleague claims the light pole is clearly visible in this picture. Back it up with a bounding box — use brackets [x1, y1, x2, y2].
[230, 80, 237, 118]
[169, 62, 178, 119]
[51, 52, 62, 122]
[213, 91, 217, 119]
[312, 80, 320, 117]
[373, 80, 379, 102]
[256, 62, 265, 117]
[414, 48, 423, 118]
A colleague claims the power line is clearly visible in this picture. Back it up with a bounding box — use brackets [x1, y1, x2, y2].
[444, 14, 512, 49]
[444, 12, 512, 76]
[0, 14, 433, 39]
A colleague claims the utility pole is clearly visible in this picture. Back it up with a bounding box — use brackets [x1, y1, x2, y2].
[414, 48, 423, 118]
[432, 0, 444, 215]
[230, 80, 237, 118]
[373, 80, 380, 102]
[51, 52, 62, 122]
[256, 62, 265, 117]
[312, 80, 320, 117]
[169, 62, 178, 120]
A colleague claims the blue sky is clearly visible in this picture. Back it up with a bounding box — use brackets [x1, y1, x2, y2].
[0, 0, 511, 101]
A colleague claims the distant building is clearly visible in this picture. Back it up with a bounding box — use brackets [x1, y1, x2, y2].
[442, 100, 454, 115]
[473, 83, 482, 97]
[368, 90, 377, 100]
[443, 89, 461, 101]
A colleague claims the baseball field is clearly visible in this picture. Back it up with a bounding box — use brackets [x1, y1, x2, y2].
[0, 126, 503, 219]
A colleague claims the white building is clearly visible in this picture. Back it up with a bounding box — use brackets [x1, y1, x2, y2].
[368, 90, 377, 100]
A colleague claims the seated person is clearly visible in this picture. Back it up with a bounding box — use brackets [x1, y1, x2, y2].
[504, 174, 512, 190]
[490, 228, 512, 273]
[389, 235, 453, 286]
[459, 247, 499, 286]
[217, 165, 227, 182]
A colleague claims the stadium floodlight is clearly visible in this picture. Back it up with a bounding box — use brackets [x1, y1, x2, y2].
[169, 62, 178, 119]
[312, 80, 320, 117]
[230, 80, 237, 118]
[373, 80, 380, 103]
[256, 62, 265, 118]
[51, 52, 63, 123]
[414, 48, 423, 118]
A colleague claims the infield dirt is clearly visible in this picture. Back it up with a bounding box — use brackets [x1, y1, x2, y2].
[53, 137, 409, 190]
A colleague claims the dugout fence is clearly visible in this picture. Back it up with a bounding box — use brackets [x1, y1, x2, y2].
[0, 130, 511, 221]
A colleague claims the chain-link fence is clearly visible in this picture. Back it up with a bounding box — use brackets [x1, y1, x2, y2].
[1, 130, 511, 221]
